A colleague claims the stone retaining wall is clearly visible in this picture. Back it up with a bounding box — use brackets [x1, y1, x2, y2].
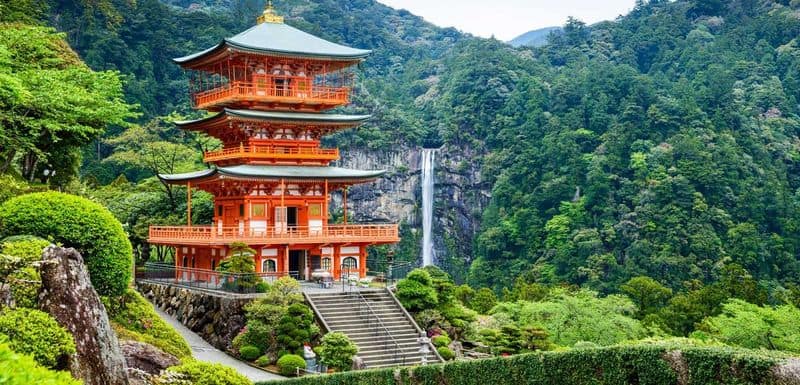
[136, 281, 260, 351]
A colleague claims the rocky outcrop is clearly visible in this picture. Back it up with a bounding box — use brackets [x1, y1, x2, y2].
[38, 246, 129, 385]
[335, 144, 490, 275]
[137, 281, 256, 351]
[120, 340, 180, 375]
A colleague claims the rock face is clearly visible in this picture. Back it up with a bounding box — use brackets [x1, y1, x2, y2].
[38, 246, 129, 385]
[137, 281, 255, 351]
[336, 144, 489, 278]
[120, 340, 180, 375]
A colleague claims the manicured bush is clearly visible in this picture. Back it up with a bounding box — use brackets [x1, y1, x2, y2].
[255, 354, 272, 367]
[104, 289, 191, 358]
[437, 346, 455, 361]
[0, 308, 76, 369]
[239, 345, 262, 361]
[432, 335, 451, 348]
[219, 242, 259, 291]
[258, 345, 787, 385]
[0, 235, 51, 262]
[469, 288, 497, 314]
[0, 192, 133, 296]
[164, 360, 252, 385]
[0, 342, 81, 385]
[7, 267, 40, 308]
[317, 332, 358, 372]
[275, 303, 318, 357]
[277, 354, 306, 376]
[396, 269, 438, 312]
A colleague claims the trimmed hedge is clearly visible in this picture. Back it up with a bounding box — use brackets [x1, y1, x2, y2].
[0, 192, 133, 296]
[0, 308, 76, 369]
[165, 360, 253, 385]
[0, 342, 81, 385]
[260, 345, 789, 385]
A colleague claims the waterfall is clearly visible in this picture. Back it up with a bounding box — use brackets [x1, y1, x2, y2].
[421, 148, 436, 266]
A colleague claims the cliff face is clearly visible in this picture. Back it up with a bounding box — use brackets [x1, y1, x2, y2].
[333, 144, 490, 279]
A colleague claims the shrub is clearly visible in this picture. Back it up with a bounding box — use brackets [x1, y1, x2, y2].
[470, 288, 497, 314]
[396, 269, 438, 312]
[165, 360, 252, 385]
[7, 267, 40, 308]
[454, 284, 475, 305]
[258, 345, 785, 385]
[275, 303, 318, 357]
[437, 346, 455, 360]
[104, 289, 191, 358]
[0, 192, 133, 296]
[318, 332, 358, 372]
[0, 308, 75, 369]
[0, 342, 80, 385]
[277, 354, 306, 376]
[432, 335, 451, 348]
[239, 345, 262, 361]
[219, 242, 259, 291]
[255, 355, 272, 367]
[0, 235, 51, 262]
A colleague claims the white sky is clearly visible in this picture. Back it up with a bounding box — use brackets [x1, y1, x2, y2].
[376, 0, 638, 41]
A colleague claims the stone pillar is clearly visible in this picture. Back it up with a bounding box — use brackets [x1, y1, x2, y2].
[38, 246, 129, 385]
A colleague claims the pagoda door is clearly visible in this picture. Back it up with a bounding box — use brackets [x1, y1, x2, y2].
[274, 206, 287, 234]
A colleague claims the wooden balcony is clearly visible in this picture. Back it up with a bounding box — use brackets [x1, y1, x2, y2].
[148, 224, 400, 246]
[204, 145, 340, 165]
[193, 78, 349, 111]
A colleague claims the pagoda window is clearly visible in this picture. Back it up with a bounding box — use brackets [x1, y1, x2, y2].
[252, 203, 266, 217]
[321, 257, 332, 271]
[262, 259, 277, 273]
[342, 257, 358, 271]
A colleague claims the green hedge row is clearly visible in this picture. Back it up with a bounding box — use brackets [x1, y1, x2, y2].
[261, 346, 788, 385]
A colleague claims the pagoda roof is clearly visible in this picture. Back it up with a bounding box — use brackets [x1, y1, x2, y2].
[160, 165, 385, 184]
[174, 22, 371, 66]
[175, 109, 371, 130]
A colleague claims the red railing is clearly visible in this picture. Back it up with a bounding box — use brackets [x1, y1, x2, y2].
[148, 224, 400, 245]
[193, 77, 349, 109]
[204, 145, 340, 164]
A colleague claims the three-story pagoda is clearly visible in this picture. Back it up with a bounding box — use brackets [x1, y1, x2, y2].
[148, 2, 399, 282]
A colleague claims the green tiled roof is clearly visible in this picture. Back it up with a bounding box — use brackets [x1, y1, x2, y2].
[174, 22, 371, 64]
[175, 109, 371, 128]
[160, 165, 386, 183]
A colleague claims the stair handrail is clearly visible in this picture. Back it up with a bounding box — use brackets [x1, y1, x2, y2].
[303, 291, 332, 333]
[349, 290, 406, 367]
[385, 287, 445, 363]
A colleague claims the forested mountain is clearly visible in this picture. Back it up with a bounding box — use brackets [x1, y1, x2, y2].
[508, 26, 561, 47]
[5, 0, 800, 303]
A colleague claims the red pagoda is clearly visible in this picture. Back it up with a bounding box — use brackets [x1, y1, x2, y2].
[148, 2, 399, 282]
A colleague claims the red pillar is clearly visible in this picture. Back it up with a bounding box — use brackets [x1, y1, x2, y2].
[333, 246, 341, 280]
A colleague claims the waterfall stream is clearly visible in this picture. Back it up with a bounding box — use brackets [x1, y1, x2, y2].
[421, 148, 436, 266]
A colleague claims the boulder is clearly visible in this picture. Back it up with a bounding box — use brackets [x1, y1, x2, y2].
[120, 340, 180, 375]
[38, 246, 129, 385]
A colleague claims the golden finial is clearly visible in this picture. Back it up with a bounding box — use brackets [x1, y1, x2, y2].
[257, 0, 284, 24]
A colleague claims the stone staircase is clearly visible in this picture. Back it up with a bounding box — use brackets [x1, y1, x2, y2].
[305, 289, 442, 369]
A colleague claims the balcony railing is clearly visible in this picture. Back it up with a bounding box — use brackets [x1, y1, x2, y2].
[193, 78, 350, 110]
[137, 262, 293, 294]
[204, 145, 340, 164]
[148, 224, 400, 245]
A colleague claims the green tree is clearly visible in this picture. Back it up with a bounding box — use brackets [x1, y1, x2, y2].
[470, 288, 498, 314]
[620, 276, 673, 319]
[396, 268, 439, 312]
[700, 299, 800, 353]
[0, 24, 135, 183]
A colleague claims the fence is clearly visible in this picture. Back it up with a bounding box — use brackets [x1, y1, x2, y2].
[137, 262, 294, 294]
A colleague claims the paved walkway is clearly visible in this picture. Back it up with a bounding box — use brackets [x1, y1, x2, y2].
[155, 308, 285, 383]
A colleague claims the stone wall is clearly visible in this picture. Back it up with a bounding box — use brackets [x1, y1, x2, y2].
[136, 281, 259, 351]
